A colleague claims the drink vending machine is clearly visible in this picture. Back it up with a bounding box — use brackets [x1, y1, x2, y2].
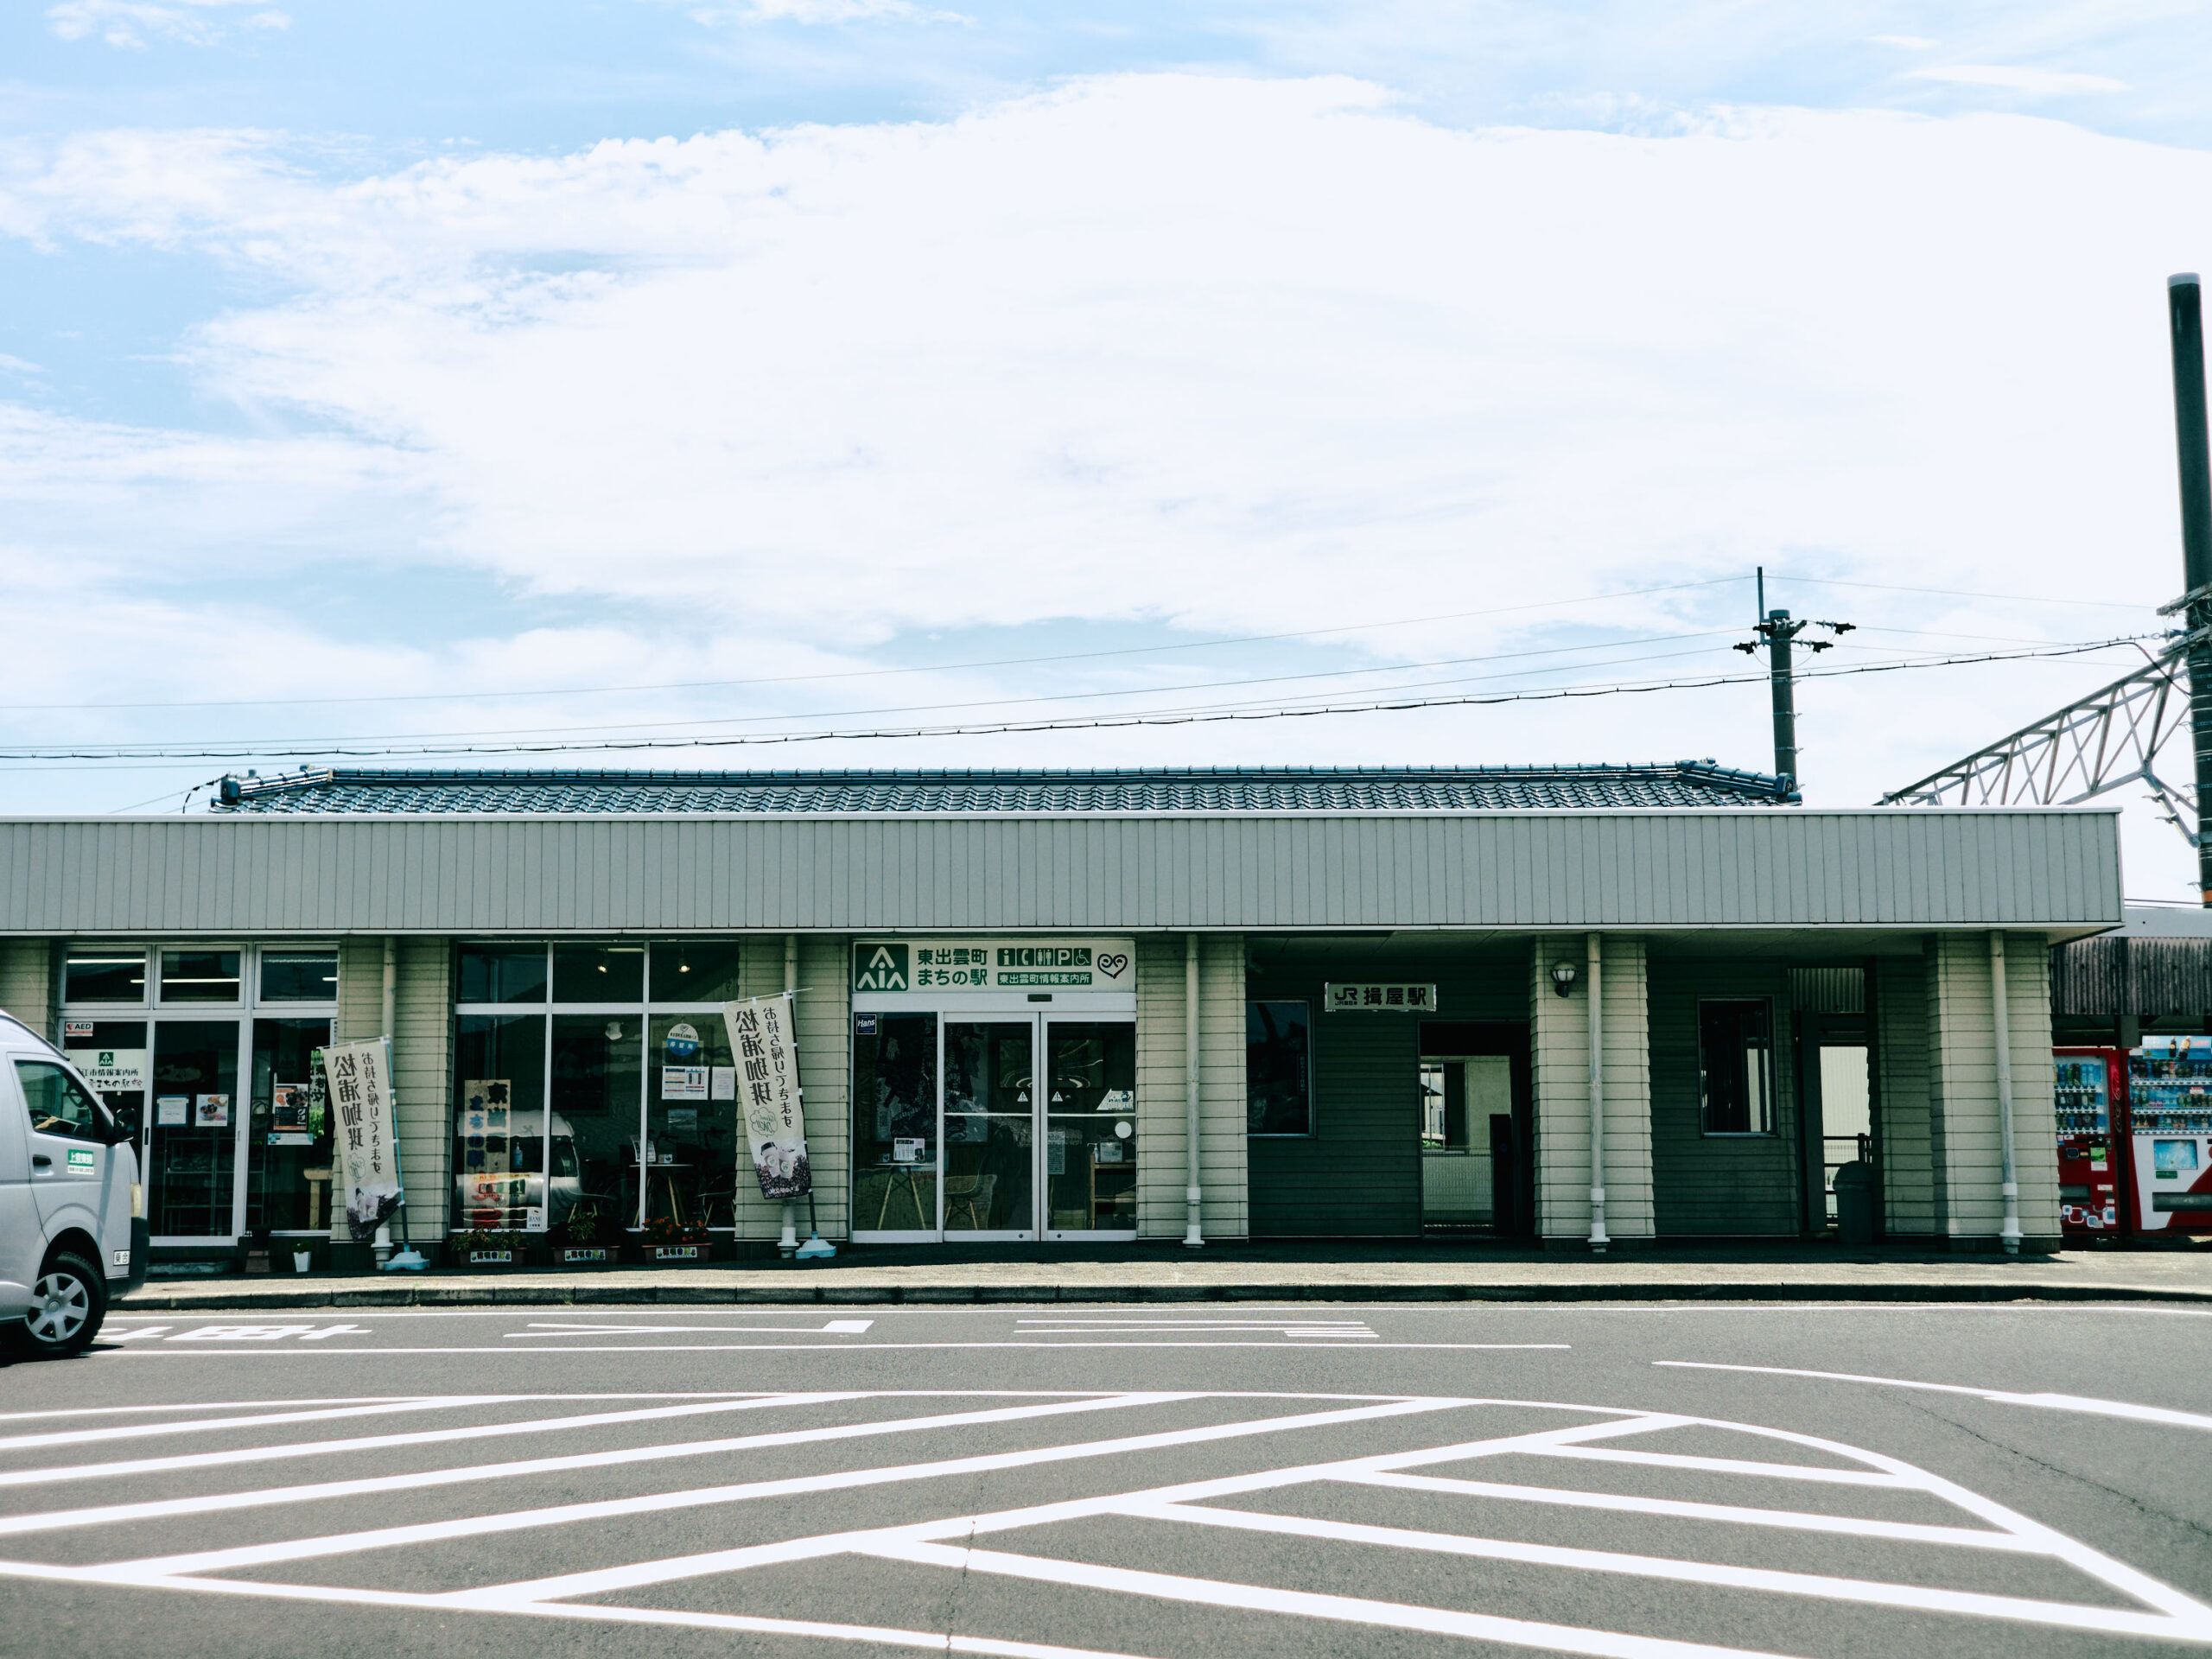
[2126, 1037, 2212, 1236]
[2052, 1048, 2126, 1236]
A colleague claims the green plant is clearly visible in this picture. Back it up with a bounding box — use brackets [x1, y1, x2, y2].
[563, 1203, 614, 1246]
[447, 1228, 524, 1256]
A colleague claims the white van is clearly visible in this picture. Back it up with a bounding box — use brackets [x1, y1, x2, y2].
[0, 1012, 145, 1357]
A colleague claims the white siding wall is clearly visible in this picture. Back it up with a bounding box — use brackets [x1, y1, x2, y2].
[0, 938, 54, 1039]
[1137, 935, 1248, 1241]
[731, 937, 852, 1243]
[334, 937, 452, 1245]
[1874, 954, 1936, 1237]
[1924, 931, 2061, 1246]
[1532, 934, 1653, 1242]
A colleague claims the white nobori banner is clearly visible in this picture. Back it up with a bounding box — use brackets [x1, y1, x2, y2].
[723, 995, 811, 1200]
[322, 1039, 404, 1239]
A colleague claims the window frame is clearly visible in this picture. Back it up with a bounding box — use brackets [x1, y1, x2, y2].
[1697, 995, 1778, 1137]
[1244, 997, 1316, 1139]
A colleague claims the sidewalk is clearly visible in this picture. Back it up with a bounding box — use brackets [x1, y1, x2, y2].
[118, 1241, 2212, 1310]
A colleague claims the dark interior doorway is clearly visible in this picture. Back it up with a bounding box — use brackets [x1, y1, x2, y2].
[1416, 1020, 1533, 1237]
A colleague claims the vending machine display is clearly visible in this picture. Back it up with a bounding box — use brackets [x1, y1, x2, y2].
[2053, 1048, 2124, 1236]
[2126, 1037, 2212, 1236]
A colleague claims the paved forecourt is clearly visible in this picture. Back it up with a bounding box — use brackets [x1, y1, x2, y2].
[2, 1302, 2209, 1659]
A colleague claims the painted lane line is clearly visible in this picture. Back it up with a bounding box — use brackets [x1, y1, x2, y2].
[0, 1561, 1170, 1659]
[434, 1396, 1472, 1606]
[0, 1393, 836, 1491]
[1121, 1502, 2212, 1641]
[1655, 1361, 2212, 1432]
[1530, 1446, 1906, 1487]
[866, 1539, 1797, 1659]
[70, 1395, 1202, 1570]
[111, 1340, 1571, 1355]
[0, 1396, 429, 1423]
[0, 1396, 495, 1453]
[1344, 1469, 2043, 1551]
[505, 1319, 874, 1338]
[451, 1410, 1667, 1608]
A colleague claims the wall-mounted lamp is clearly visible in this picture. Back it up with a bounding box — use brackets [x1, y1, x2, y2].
[1549, 963, 1579, 997]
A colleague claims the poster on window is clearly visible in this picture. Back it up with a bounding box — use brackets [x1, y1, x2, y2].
[321, 1039, 404, 1240]
[722, 994, 810, 1200]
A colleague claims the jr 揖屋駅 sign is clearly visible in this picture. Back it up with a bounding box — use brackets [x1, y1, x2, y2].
[853, 939, 1135, 995]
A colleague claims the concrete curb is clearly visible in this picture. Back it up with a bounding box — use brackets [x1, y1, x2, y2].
[114, 1279, 2212, 1310]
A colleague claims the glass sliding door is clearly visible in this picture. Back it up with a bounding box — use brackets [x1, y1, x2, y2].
[850, 1010, 1136, 1242]
[943, 1020, 1035, 1236]
[245, 1017, 334, 1234]
[853, 1013, 938, 1237]
[1042, 1020, 1137, 1238]
[149, 1020, 239, 1238]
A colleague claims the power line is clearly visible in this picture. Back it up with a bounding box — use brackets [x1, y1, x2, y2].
[0, 575, 1752, 715]
[0, 636, 2145, 764]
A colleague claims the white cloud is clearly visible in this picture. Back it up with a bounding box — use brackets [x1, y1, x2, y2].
[2, 73, 2208, 892]
[1910, 64, 2129, 95]
[48, 0, 289, 49]
[1867, 35, 1939, 50]
[687, 0, 966, 26]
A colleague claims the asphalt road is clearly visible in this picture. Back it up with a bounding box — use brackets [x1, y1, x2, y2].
[1, 1301, 2208, 1659]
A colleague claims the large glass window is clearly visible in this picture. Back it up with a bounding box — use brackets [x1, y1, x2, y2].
[650, 941, 745, 1002]
[1699, 999, 1775, 1135]
[1044, 1022, 1137, 1234]
[61, 1020, 147, 1138]
[458, 944, 549, 1005]
[1246, 1001, 1313, 1136]
[148, 1020, 239, 1236]
[854, 1013, 938, 1233]
[553, 944, 645, 1003]
[245, 1017, 334, 1232]
[452, 940, 744, 1237]
[159, 950, 241, 1003]
[260, 950, 339, 1003]
[64, 950, 146, 1005]
[454, 1014, 549, 1230]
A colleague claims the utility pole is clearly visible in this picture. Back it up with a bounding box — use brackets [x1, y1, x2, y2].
[1735, 567, 1850, 800]
[2166, 274, 2212, 905]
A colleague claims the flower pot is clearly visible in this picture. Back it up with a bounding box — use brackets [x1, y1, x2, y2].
[292, 1251, 312, 1274]
[556, 1246, 612, 1267]
[650, 1244, 704, 1263]
[464, 1249, 515, 1266]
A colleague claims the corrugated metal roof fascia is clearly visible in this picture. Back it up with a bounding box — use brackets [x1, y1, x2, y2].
[0, 810, 2122, 935]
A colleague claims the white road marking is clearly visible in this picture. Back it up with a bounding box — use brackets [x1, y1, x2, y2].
[0, 1393, 1181, 1541]
[0, 1395, 493, 1453]
[0, 1392, 832, 1490]
[0, 1395, 431, 1422]
[506, 1319, 874, 1338]
[109, 1339, 1567, 1354]
[9, 1389, 2209, 1657]
[107, 1397, 1446, 1581]
[1655, 1361, 2212, 1431]
[1345, 1469, 2043, 1550]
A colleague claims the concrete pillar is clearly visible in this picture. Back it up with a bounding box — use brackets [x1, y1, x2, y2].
[1531, 934, 1653, 1245]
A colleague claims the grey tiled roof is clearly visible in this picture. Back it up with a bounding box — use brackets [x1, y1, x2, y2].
[211, 763, 1794, 814]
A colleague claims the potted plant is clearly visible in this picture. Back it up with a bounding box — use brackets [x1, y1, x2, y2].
[641, 1215, 711, 1263]
[554, 1203, 617, 1267]
[446, 1227, 524, 1267]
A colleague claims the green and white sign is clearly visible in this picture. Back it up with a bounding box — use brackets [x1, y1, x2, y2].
[77, 1048, 148, 1095]
[854, 939, 1135, 995]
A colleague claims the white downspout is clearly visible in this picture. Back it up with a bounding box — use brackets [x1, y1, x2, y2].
[1586, 931, 1607, 1254]
[1990, 931, 2023, 1255]
[1184, 933, 1205, 1249]
[375, 938, 397, 1267]
[780, 934, 800, 1257]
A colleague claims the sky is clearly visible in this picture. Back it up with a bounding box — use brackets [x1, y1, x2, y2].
[3, 1, 2210, 898]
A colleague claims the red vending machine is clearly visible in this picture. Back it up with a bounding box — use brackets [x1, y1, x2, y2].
[2125, 1037, 2212, 1236]
[2053, 1047, 2127, 1237]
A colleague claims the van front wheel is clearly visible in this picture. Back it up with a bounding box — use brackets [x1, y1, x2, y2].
[18, 1251, 106, 1358]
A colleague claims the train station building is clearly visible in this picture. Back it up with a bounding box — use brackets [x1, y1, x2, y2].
[0, 765, 2120, 1265]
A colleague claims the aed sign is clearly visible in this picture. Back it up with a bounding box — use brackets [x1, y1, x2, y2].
[855, 939, 1135, 995]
